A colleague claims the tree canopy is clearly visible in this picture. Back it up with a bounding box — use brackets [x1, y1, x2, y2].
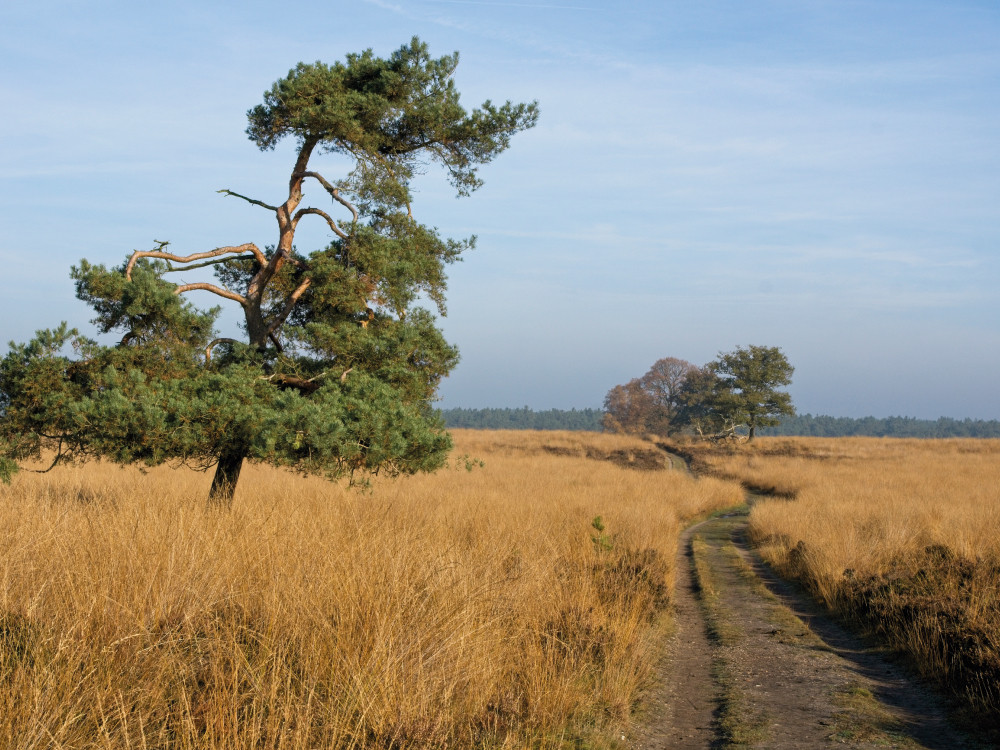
[711, 345, 795, 440]
[602, 357, 696, 436]
[0, 38, 538, 505]
[603, 346, 795, 441]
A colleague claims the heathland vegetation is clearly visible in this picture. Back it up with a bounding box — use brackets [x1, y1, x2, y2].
[3, 27, 996, 748]
[676, 436, 1000, 726]
[0, 430, 740, 748]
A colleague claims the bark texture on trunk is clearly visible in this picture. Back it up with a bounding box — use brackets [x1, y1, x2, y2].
[208, 448, 246, 509]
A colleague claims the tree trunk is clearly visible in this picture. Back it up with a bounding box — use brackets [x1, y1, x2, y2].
[748, 424, 757, 442]
[208, 448, 245, 509]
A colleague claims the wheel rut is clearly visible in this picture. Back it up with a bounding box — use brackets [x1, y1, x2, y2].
[632, 501, 982, 749]
[632, 517, 717, 749]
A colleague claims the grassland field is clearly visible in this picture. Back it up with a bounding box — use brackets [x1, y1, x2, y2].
[2, 430, 998, 747]
[0, 429, 740, 749]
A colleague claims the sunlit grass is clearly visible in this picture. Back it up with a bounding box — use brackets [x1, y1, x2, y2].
[0, 429, 740, 749]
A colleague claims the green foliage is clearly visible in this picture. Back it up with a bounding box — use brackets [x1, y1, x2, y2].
[605, 347, 795, 441]
[450, 453, 485, 472]
[761, 413, 1000, 438]
[0, 456, 17, 483]
[73, 259, 219, 353]
[0, 322, 452, 479]
[440, 406, 604, 431]
[591, 515, 613, 552]
[246, 37, 539, 198]
[674, 366, 730, 437]
[710, 345, 795, 440]
[0, 39, 536, 498]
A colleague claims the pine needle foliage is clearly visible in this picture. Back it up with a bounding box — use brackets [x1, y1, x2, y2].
[0, 38, 538, 505]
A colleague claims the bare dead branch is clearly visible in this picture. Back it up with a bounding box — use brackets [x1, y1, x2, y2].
[205, 337, 241, 362]
[301, 171, 360, 223]
[257, 367, 352, 394]
[126, 243, 266, 279]
[218, 189, 279, 212]
[293, 206, 349, 239]
[174, 283, 248, 307]
[163, 254, 258, 273]
[259, 373, 318, 394]
[266, 277, 312, 336]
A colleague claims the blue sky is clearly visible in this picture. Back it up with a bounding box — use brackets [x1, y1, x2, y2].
[1, 1, 998, 418]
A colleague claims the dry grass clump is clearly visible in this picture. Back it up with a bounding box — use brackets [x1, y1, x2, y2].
[694, 437, 1000, 722]
[0, 429, 740, 749]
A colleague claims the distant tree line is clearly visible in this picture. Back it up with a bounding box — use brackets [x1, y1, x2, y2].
[439, 407, 1000, 438]
[440, 406, 604, 431]
[759, 414, 1000, 438]
[441, 343, 999, 439]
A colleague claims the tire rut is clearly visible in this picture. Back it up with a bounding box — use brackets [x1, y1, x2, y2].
[632, 500, 982, 749]
[632, 518, 717, 749]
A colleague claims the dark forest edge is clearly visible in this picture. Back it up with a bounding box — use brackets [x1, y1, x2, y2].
[439, 407, 1000, 438]
[440, 406, 605, 431]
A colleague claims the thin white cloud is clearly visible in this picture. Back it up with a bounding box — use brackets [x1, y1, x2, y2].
[363, 0, 408, 12]
[363, 0, 636, 69]
[423, 0, 597, 9]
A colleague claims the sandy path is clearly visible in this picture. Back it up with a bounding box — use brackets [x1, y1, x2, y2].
[631, 519, 717, 749]
[631, 496, 982, 749]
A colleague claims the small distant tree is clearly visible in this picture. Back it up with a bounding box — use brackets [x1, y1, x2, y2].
[711, 345, 795, 441]
[602, 379, 653, 434]
[640, 357, 697, 434]
[0, 38, 538, 506]
[603, 357, 696, 436]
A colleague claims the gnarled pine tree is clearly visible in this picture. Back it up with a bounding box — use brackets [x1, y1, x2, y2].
[0, 38, 538, 506]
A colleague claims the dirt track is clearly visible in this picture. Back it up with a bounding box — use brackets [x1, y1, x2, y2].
[631, 493, 984, 749]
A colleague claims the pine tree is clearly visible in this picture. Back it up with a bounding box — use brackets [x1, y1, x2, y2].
[0, 38, 538, 506]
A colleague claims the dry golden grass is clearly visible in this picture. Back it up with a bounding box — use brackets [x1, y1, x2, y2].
[683, 437, 1000, 721]
[0, 429, 740, 749]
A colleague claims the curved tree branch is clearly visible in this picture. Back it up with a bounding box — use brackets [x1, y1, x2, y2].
[293, 206, 349, 239]
[174, 283, 248, 307]
[301, 171, 360, 223]
[163, 254, 258, 273]
[260, 367, 352, 394]
[218, 189, 280, 212]
[205, 337, 241, 362]
[26, 438, 66, 474]
[126, 243, 267, 280]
